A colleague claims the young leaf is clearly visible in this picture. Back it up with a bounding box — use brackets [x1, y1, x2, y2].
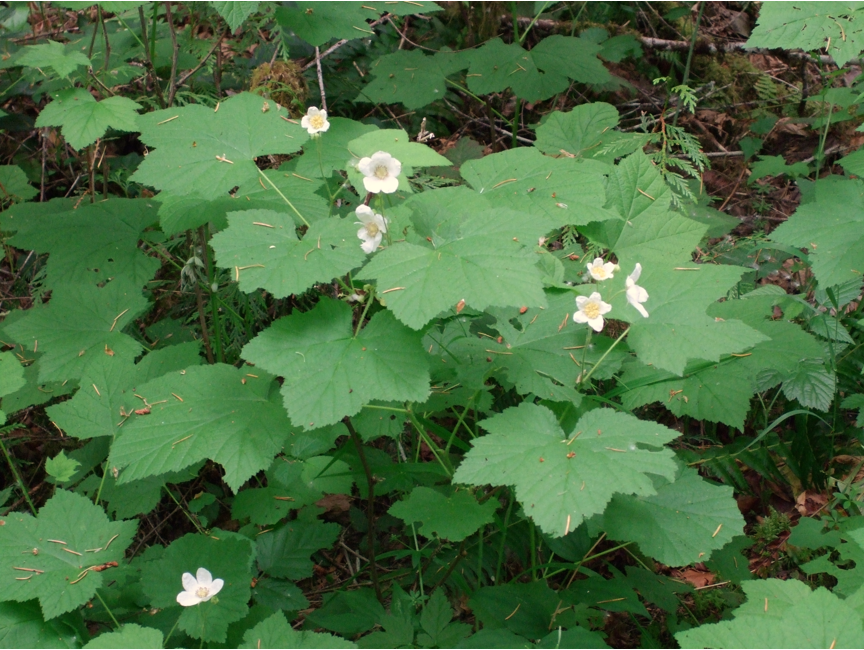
[467, 37, 609, 103]
[242, 299, 430, 429]
[239, 611, 356, 649]
[141, 532, 254, 643]
[2, 280, 149, 383]
[358, 209, 547, 330]
[45, 451, 81, 484]
[35, 89, 142, 150]
[302, 589, 384, 636]
[83, 624, 163, 649]
[275, 2, 377, 47]
[256, 517, 340, 581]
[0, 351, 26, 399]
[534, 102, 621, 158]
[603, 466, 744, 566]
[131, 92, 307, 199]
[211, 210, 365, 298]
[676, 578, 864, 648]
[0, 490, 136, 619]
[109, 364, 291, 492]
[16, 41, 90, 78]
[2, 198, 159, 289]
[358, 49, 467, 109]
[0, 165, 37, 203]
[210, 1, 259, 32]
[453, 403, 679, 537]
[388, 486, 498, 541]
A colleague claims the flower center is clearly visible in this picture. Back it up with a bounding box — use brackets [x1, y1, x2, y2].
[365, 223, 380, 237]
[309, 115, 325, 129]
[583, 301, 601, 320]
[594, 267, 607, 279]
[374, 165, 389, 179]
[195, 586, 210, 599]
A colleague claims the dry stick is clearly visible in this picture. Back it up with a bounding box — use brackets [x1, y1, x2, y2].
[173, 33, 225, 95]
[719, 165, 748, 213]
[98, 6, 110, 72]
[138, 5, 166, 109]
[164, 2, 179, 107]
[88, 142, 97, 203]
[39, 128, 47, 202]
[343, 416, 383, 604]
[314, 46, 327, 113]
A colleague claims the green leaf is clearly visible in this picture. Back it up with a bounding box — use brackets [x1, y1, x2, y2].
[252, 578, 309, 613]
[240, 611, 356, 649]
[747, 2, 864, 68]
[0, 601, 82, 649]
[274, 2, 377, 47]
[470, 582, 581, 639]
[460, 148, 616, 228]
[131, 92, 307, 199]
[303, 589, 384, 636]
[35, 89, 142, 150]
[534, 102, 620, 158]
[45, 451, 81, 484]
[358, 210, 547, 330]
[0, 165, 37, 203]
[771, 176, 864, 288]
[256, 517, 340, 580]
[780, 358, 836, 411]
[242, 299, 430, 429]
[358, 49, 466, 109]
[388, 486, 498, 541]
[293, 118, 377, 180]
[140, 532, 254, 643]
[676, 578, 864, 648]
[0, 351, 26, 398]
[109, 364, 290, 492]
[83, 624, 162, 649]
[603, 466, 744, 566]
[748, 155, 810, 183]
[210, 1, 259, 32]
[347, 128, 451, 169]
[17, 41, 90, 78]
[2, 281, 149, 382]
[0, 353, 76, 416]
[211, 211, 365, 298]
[453, 403, 679, 537]
[467, 37, 609, 102]
[47, 342, 202, 441]
[0, 490, 136, 619]
[2, 198, 159, 290]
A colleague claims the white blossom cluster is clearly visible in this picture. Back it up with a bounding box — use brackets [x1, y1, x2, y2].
[573, 258, 650, 332]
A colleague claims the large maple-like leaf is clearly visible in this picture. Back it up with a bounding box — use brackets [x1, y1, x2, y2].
[35, 88, 141, 150]
[453, 403, 679, 537]
[241, 299, 430, 429]
[0, 491, 136, 619]
[131, 92, 307, 199]
[109, 364, 291, 492]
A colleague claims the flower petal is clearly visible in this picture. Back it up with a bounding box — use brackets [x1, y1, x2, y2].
[628, 263, 642, 284]
[196, 567, 213, 587]
[181, 572, 197, 592]
[355, 205, 374, 223]
[208, 578, 224, 598]
[177, 591, 202, 607]
[587, 316, 605, 332]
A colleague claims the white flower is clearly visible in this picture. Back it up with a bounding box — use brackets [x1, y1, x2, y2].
[300, 106, 329, 136]
[355, 205, 388, 254]
[573, 292, 612, 332]
[586, 257, 617, 281]
[176, 567, 223, 607]
[625, 263, 649, 318]
[357, 151, 401, 194]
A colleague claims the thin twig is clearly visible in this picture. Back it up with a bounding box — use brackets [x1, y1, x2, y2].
[174, 33, 225, 90]
[300, 16, 389, 71]
[138, 5, 166, 108]
[164, 2, 179, 107]
[314, 46, 327, 113]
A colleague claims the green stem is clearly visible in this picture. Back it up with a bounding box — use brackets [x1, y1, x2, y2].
[579, 326, 630, 387]
[256, 167, 310, 227]
[445, 80, 509, 122]
[164, 611, 182, 647]
[512, 96, 521, 149]
[163, 484, 206, 534]
[519, 1, 550, 45]
[510, 2, 520, 42]
[94, 463, 109, 507]
[198, 225, 223, 363]
[407, 410, 453, 476]
[94, 590, 120, 629]
[815, 102, 834, 180]
[410, 523, 425, 597]
[354, 286, 376, 338]
[528, 520, 537, 580]
[0, 436, 36, 514]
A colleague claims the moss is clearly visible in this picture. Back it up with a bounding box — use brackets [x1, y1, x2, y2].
[249, 61, 308, 117]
